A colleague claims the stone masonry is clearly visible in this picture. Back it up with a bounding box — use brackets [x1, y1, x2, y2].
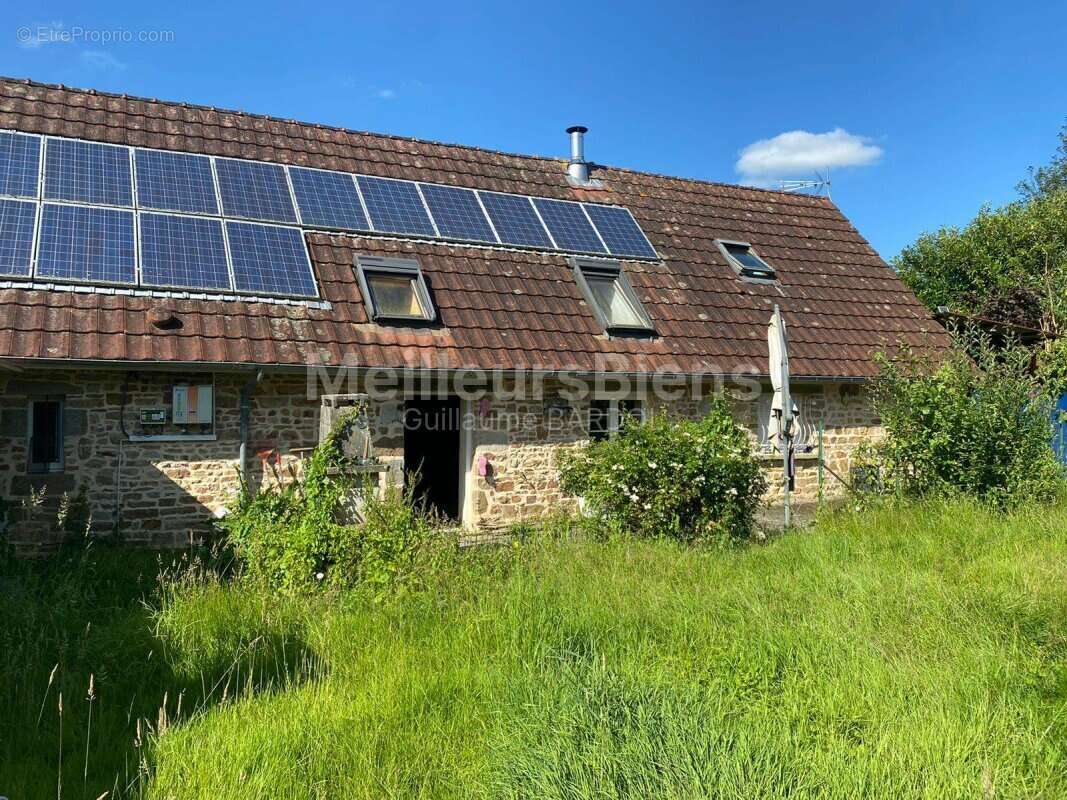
[0, 368, 880, 551]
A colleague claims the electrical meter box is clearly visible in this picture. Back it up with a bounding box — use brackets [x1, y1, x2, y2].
[172, 384, 213, 424]
[140, 407, 167, 425]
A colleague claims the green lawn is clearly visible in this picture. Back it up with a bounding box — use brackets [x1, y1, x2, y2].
[3, 501, 1067, 799]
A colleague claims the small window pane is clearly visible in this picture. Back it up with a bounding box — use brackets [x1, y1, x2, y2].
[586, 273, 646, 329]
[723, 242, 775, 279]
[367, 273, 424, 318]
[724, 242, 767, 270]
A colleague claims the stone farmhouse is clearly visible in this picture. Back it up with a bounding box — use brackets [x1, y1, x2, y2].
[0, 77, 949, 549]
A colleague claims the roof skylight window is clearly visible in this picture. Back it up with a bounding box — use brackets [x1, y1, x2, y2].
[572, 257, 654, 334]
[716, 240, 777, 282]
[355, 255, 436, 323]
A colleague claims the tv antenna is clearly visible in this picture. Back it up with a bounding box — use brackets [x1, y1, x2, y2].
[778, 169, 831, 199]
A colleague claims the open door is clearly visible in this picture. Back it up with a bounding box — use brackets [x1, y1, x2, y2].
[403, 397, 461, 520]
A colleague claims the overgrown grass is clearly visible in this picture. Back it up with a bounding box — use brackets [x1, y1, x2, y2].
[4, 501, 1067, 798]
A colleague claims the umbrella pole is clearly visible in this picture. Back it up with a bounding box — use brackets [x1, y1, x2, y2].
[783, 436, 791, 529]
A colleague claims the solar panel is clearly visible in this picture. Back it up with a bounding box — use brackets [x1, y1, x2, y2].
[355, 176, 436, 236]
[0, 132, 41, 199]
[289, 167, 369, 230]
[36, 203, 135, 284]
[225, 221, 317, 297]
[135, 149, 219, 215]
[139, 212, 231, 291]
[418, 184, 496, 242]
[478, 191, 553, 249]
[43, 138, 133, 207]
[583, 204, 657, 259]
[0, 199, 37, 276]
[215, 158, 297, 223]
[532, 198, 606, 253]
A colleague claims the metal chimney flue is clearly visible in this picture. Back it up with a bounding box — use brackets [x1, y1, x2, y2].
[566, 125, 589, 184]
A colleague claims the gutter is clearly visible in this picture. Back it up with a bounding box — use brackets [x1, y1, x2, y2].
[0, 357, 873, 384]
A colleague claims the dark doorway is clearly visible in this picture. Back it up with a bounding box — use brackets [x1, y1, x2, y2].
[403, 397, 461, 520]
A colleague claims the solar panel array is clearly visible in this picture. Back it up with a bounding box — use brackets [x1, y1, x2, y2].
[0, 130, 658, 300]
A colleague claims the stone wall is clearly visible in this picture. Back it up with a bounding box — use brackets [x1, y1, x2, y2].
[0, 369, 320, 552]
[466, 382, 881, 529]
[0, 368, 881, 551]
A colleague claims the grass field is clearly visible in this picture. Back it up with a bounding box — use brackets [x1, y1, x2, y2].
[2, 501, 1067, 798]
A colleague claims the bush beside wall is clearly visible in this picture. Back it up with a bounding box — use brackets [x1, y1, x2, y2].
[559, 397, 766, 541]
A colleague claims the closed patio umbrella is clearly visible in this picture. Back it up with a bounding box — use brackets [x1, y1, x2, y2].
[768, 305, 796, 527]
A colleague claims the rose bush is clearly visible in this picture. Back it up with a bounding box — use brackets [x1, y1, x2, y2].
[559, 397, 766, 541]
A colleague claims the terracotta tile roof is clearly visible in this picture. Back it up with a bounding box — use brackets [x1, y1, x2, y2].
[0, 77, 949, 378]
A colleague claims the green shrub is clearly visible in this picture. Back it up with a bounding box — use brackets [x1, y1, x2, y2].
[220, 409, 441, 593]
[866, 336, 1064, 507]
[558, 397, 766, 541]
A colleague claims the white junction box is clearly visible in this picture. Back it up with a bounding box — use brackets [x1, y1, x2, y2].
[172, 384, 214, 425]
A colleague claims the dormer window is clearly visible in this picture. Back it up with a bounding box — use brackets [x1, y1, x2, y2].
[571, 257, 654, 334]
[716, 240, 777, 282]
[355, 255, 436, 323]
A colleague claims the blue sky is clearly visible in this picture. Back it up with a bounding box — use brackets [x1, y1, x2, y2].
[5, 1, 1067, 260]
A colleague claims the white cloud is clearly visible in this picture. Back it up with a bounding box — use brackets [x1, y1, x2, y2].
[375, 88, 397, 100]
[80, 50, 126, 71]
[735, 128, 883, 181]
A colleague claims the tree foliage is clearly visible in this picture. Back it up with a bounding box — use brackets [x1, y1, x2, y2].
[1018, 119, 1067, 200]
[893, 191, 1067, 334]
[895, 119, 1067, 341]
[863, 337, 1063, 507]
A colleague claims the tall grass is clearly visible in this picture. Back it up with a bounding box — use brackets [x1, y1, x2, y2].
[3, 501, 1067, 798]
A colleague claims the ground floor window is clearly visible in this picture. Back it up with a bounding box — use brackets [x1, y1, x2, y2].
[28, 398, 63, 473]
[589, 398, 644, 441]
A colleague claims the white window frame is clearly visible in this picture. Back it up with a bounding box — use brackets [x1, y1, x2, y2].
[355, 255, 436, 323]
[715, 239, 777, 283]
[571, 257, 655, 334]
